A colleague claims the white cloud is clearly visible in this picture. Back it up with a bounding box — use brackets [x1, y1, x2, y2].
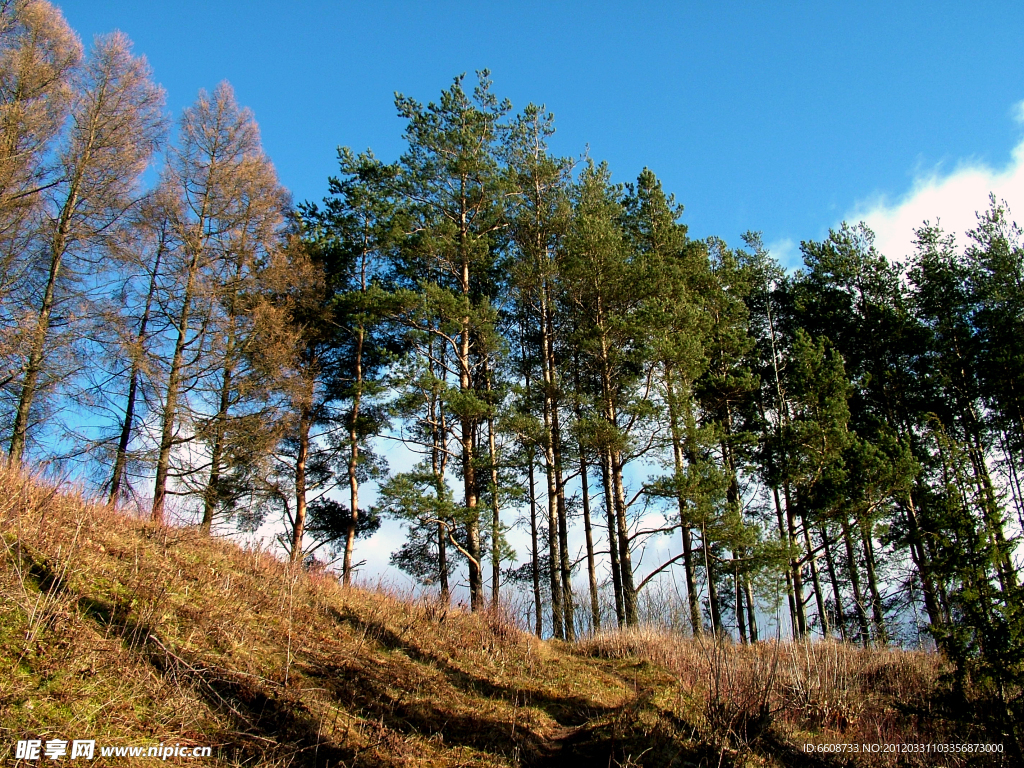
[847, 124, 1024, 263]
[766, 236, 801, 270]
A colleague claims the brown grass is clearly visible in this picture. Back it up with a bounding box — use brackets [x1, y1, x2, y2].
[579, 626, 1004, 767]
[0, 462, 1006, 767]
[0, 463, 649, 767]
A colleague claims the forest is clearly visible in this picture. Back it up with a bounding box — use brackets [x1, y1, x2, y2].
[2, 0, 1022, 722]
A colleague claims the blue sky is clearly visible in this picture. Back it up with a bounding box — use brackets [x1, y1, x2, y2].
[56, 1, 1024, 269]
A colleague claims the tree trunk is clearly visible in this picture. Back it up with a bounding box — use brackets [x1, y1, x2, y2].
[201, 362, 232, 533]
[840, 516, 871, 646]
[430, 337, 451, 604]
[744, 576, 758, 642]
[601, 448, 625, 626]
[580, 446, 601, 633]
[801, 513, 829, 637]
[902, 493, 942, 627]
[290, 404, 312, 563]
[488, 412, 501, 606]
[735, 558, 747, 643]
[860, 521, 888, 644]
[9, 185, 79, 462]
[528, 450, 542, 636]
[438, 520, 450, 603]
[665, 365, 702, 635]
[783, 483, 807, 636]
[342, 323, 365, 585]
[557, 470, 575, 640]
[611, 447, 638, 625]
[539, 281, 564, 637]
[595, 292, 636, 626]
[109, 235, 165, 504]
[703, 524, 722, 634]
[772, 486, 799, 638]
[821, 523, 848, 641]
[458, 217, 483, 611]
[152, 248, 202, 523]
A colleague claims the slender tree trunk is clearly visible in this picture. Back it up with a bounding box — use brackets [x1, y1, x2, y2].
[840, 516, 870, 646]
[821, 523, 848, 641]
[520, 328, 543, 634]
[548, 332, 574, 638]
[437, 520, 450, 603]
[763, 297, 807, 638]
[430, 337, 451, 604]
[744, 576, 758, 641]
[539, 280, 564, 637]
[109, 237, 164, 504]
[466, 449, 483, 610]
[682, 526, 701, 635]
[720, 423, 748, 642]
[611, 447, 638, 625]
[702, 523, 722, 634]
[600, 448, 625, 626]
[967, 428, 1018, 590]
[546, 470, 563, 637]
[457, 218, 483, 611]
[202, 246, 251, 534]
[860, 522, 888, 644]
[9, 104, 101, 462]
[152, 249, 203, 523]
[529, 450, 542, 636]
[557, 462, 575, 640]
[999, 431, 1024, 533]
[902, 493, 942, 627]
[579, 446, 601, 633]
[201, 362, 232, 533]
[665, 366, 701, 635]
[342, 323, 365, 585]
[488, 412, 501, 607]
[595, 293, 636, 626]
[772, 486, 799, 638]
[735, 558, 748, 643]
[109, 361, 142, 503]
[290, 403, 312, 563]
[9, 188, 79, 462]
[783, 483, 807, 636]
[801, 514, 829, 637]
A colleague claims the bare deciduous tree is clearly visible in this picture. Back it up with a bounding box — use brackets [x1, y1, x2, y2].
[7, 30, 164, 462]
[0, 0, 80, 392]
[150, 82, 279, 523]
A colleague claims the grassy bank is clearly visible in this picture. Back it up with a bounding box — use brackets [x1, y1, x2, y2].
[0, 464, 1007, 766]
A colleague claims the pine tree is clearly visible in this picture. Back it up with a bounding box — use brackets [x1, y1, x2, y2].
[503, 103, 575, 636]
[390, 72, 510, 611]
[561, 161, 667, 626]
[301, 148, 404, 579]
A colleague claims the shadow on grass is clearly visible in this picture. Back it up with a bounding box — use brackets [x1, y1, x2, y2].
[320, 606, 858, 768]
[19, 552, 368, 767]
[23, 546, 870, 768]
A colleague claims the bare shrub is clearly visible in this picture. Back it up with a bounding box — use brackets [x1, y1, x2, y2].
[580, 626, 971, 766]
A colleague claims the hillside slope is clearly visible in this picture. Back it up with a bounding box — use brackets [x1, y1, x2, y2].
[0, 465, 996, 767]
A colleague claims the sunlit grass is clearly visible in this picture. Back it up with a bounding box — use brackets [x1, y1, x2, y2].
[0, 462, 1003, 767]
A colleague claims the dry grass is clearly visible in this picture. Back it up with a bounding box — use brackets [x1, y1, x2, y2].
[0, 462, 1007, 767]
[0, 463, 650, 767]
[579, 626, 1004, 766]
